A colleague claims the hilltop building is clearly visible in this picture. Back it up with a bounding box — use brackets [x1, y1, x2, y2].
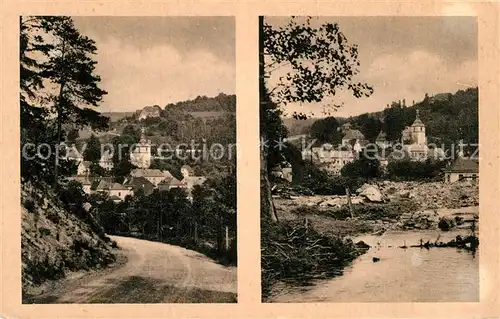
[138, 105, 161, 120]
[130, 128, 151, 168]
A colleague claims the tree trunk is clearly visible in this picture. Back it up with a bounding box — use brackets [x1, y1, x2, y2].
[53, 83, 65, 187]
[346, 187, 353, 218]
[53, 39, 67, 187]
[194, 220, 198, 243]
[259, 16, 279, 223]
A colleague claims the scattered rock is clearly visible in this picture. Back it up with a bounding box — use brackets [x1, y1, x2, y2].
[358, 185, 383, 203]
[355, 241, 371, 250]
[438, 217, 456, 231]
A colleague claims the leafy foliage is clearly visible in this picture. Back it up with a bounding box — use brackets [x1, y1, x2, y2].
[309, 116, 342, 144]
[263, 17, 373, 108]
[386, 159, 447, 181]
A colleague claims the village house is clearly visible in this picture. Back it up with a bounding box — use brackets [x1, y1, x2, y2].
[99, 149, 114, 171]
[105, 183, 133, 202]
[375, 131, 391, 149]
[66, 145, 84, 164]
[341, 129, 366, 147]
[77, 161, 92, 176]
[130, 168, 171, 186]
[69, 176, 93, 194]
[270, 162, 293, 183]
[138, 105, 162, 120]
[302, 144, 356, 175]
[123, 176, 155, 196]
[157, 176, 186, 192]
[443, 157, 479, 183]
[180, 165, 207, 199]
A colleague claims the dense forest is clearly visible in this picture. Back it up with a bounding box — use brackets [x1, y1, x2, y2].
[163, 93, 236, 113]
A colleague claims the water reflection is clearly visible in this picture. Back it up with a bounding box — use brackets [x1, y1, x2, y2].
[271, 229, 479, 303]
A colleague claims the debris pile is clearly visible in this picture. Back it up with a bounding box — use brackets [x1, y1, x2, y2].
[376, 180, 479, 209]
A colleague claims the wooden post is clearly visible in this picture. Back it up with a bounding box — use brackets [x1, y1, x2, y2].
[225, 226, 229, 251]
[346, 187, 353, 218]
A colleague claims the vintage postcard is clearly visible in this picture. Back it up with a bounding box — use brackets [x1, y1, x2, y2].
[1, 1, 499, 319]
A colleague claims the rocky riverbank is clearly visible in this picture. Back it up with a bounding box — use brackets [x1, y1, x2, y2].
[273, 180, 479, 237]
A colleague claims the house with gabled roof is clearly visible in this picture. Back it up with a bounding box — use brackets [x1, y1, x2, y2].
[130, 168, 170, 186]
[124, 176, 155, 196]
[443, 157, 479, 183]
[157, 176, 187, 192]
[105, 182, 133, 201]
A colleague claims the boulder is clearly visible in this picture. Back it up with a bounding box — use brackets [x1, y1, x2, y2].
[438, 217, 456, 231]
[359, 185, 383, 203]
[399, 190, 410, 198]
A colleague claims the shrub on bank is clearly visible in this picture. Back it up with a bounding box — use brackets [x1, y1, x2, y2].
[261, 219, 363, 301]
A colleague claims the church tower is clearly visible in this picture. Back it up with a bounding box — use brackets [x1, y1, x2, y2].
[410, 109, 426, 145]
[130, 127, 151, 168]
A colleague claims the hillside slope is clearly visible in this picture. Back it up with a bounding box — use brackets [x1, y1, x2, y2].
[21, 181, 116, 298]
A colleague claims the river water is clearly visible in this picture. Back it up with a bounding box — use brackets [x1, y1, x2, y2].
[271, 229, 479, 302]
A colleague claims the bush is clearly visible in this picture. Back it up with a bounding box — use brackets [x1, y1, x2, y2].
[300, 163, 366, 195]
[386, 159, 446, 181]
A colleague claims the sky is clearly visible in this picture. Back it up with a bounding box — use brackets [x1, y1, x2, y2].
[72, 17, 235, 113]
[264, 16, 477, 118]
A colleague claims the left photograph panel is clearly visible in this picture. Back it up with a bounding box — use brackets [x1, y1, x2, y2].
[20, 16, 237, 304]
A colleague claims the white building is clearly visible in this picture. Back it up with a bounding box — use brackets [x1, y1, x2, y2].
[443, 157, 479, 183]
[99, 149, 114, 171]
[77, 161, 91, 176]
[342, 129, 366, 147]
[106, 183, 134, 202]
[130, 128, 151, 168]
[401, 110, 444, 162]
[303, 144, 356, 175]
[138, 105, 162, 120]
[130, 168, 171, 186]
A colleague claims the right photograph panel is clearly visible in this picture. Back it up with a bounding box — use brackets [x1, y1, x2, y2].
[260, 16, 479, 303]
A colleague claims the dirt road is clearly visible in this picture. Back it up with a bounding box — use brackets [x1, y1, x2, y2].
[25, 236, 237, 303]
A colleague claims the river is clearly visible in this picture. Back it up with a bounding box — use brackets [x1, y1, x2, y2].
[270, 229, 479, 302]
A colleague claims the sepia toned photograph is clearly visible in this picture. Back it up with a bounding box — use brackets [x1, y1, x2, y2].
[260, 16, 479, 302]
[20, 16, 237, 303]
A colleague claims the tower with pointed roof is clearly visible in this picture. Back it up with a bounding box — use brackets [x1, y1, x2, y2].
[130, 127, 151, 168]
[410, 109, 426, 145]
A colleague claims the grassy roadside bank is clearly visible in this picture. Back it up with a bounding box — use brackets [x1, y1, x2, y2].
[112, 232, 237, 267]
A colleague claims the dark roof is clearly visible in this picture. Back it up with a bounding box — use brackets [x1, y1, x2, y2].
[108, 183, 130, 191]
[342, 129, 365, 140]
[445, 158, 479, 173]
[125, 176, 155, 195]
[130, 168, 165, 178]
